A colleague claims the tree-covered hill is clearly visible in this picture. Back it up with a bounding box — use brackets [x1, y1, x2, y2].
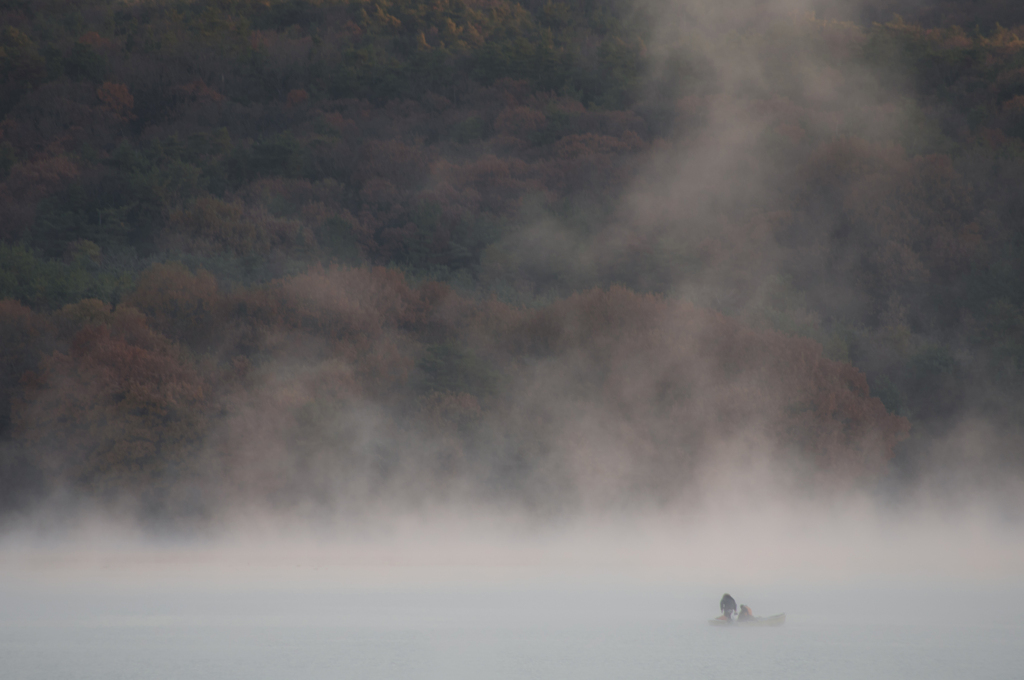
[1, 0, 1023, 515]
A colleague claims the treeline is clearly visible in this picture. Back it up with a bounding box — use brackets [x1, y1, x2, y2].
[857, 0, 1024, 29]
[0, 0, 652, 284]
[1, 0, 1024, 510]
[0, 265, 907, 513]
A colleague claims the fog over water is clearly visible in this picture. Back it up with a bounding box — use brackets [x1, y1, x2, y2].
[3, 499, 1024, 680]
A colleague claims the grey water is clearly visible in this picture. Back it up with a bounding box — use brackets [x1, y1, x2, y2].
[2, 577, 1021, 680]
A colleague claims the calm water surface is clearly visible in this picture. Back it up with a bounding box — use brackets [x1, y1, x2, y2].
[2, 579, 1020, 680]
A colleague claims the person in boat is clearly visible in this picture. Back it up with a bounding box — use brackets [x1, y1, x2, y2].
[719, 593, 737, 621]
[737, 604, 754, 622]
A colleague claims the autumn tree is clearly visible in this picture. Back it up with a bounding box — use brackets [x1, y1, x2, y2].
[15, 305, 207, 496]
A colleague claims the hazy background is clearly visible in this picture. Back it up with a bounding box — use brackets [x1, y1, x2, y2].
[0, 0, 1023, 596]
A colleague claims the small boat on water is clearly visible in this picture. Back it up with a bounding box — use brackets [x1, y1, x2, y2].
[708, 613, 786, 627]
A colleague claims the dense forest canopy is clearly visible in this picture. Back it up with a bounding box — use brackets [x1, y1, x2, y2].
[1, 0, 1023, 518]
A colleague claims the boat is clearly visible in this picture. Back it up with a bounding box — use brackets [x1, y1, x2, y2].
[708, 613, 786, 627]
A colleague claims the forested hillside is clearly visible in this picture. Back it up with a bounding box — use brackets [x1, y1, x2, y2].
[1, 0, 1022, 516]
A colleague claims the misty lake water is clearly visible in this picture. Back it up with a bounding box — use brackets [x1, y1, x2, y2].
[2, 576, 1021, 680]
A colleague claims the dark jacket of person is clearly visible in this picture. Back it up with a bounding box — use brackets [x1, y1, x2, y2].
[720, 593, 737, 617]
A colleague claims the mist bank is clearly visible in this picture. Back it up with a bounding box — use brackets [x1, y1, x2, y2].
[0, 272, 910, 519]
[3, 493, 1023, 589]
[3, 544, 1021, 680]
